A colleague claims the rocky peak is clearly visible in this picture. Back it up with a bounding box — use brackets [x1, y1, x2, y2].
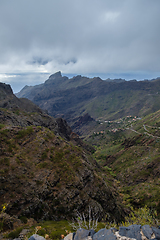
[71, 75, 82, 81]
[45, 71, 62, 83]
[0, 82, 13, 99]
[44, 71, 68, 86]
[49, 71, 62, 79]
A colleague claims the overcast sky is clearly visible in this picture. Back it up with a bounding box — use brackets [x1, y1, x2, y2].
[0, 0, 160, 92]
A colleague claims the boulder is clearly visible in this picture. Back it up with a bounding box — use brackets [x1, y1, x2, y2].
[28, 234, 46, 240]
[64, 232, 75, 240]
[74, 228, 90, 240]
[141, 225, 153, 239]
[93, 228, 116, 240]
[89, 229, 96, 238]
[152, 227, 160, 239]
[119, 225, 141, 240]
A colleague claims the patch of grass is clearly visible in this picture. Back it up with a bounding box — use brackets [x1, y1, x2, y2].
[16, 126, 34, 139]
[27, 220, 75, 240]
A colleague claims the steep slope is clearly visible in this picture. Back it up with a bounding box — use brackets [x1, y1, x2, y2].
[0, 82, 125, 222]
[16, 72, 160, 135]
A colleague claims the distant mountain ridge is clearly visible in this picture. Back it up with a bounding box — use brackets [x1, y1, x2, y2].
[16, 72, 160, 135]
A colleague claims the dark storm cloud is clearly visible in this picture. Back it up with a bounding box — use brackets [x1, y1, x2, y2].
[0, 0, 160, 92]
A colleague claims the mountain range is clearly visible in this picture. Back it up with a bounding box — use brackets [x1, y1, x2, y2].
[16, 72, 160, 219]
[16, 71, 160, 136]
[1, 71, 160, 232]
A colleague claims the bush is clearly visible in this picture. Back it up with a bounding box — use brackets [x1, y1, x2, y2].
[0, 124, 4, 129]
[16, 126, 34, 139]
[19, 216, 28, 224]
[4, 227, 23, 239]
[121, 206, 159, 227]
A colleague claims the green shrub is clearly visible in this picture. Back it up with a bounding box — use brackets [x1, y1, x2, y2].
[121, 206, 159, 227]
[0, 129, 9, 137]
[37, 228, 46, 237]
[14, 110, 20, 115]
[38, 161, 48, 168]
[16, 126, 34, 139]
[4, 227, 23, 239]
[19, 216, 28, 224]
[0, 124, 4, 129]
[0, 157, 10, 166]
[54, 151, 64, 161]
[50, 154, 54, 161]
[41, 151, 48, 160]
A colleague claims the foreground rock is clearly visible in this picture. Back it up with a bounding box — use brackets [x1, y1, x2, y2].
[27, 225, 160, 240]
[28, 234, 46, 240]
[67, 225, 160, 240]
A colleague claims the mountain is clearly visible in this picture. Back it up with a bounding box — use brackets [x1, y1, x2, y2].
[15, 72, 160, 218]
[0, 82, 126, 222]
[16, 72, 160, 136]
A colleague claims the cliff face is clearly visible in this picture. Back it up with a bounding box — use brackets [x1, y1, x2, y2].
[0, 82, 13, 97]
[0, 82, 126, 222]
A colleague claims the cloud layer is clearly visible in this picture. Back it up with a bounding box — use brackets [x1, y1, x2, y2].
[0, 0, 160, 92]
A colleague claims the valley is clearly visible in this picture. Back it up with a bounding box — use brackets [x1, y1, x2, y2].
[86, 111, 160, 218]
[16, 72, 160, 218]
[16, 72, 160, 135]
[1, 73, 160, 238]
[0, 82, 126, 236]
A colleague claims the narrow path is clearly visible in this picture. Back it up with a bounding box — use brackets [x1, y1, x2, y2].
[126, 124, 160, 138]
[143, 124, 160, 138]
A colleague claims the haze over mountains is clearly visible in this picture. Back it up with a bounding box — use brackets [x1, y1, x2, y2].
[17, 71, 160, 135]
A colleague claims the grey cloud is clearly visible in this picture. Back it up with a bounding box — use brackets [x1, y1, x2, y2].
[0, 0, 160, 92]
[28, 57, 50, 66]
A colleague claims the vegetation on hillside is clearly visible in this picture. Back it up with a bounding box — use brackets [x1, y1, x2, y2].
[85, 110, 160, 219]
[1, 79, 160, 239]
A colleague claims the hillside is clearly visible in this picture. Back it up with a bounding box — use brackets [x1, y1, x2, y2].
[86, 111, 160, 218]
[0, 82, 126, 223]
[16, 72, 160, 135]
